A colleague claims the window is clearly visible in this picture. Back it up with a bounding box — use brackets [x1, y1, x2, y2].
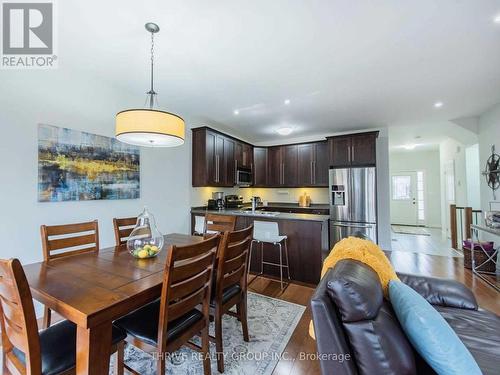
[417, 171, 425, 221]
[392, 176, 411, 200]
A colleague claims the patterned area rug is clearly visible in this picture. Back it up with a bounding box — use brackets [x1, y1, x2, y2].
[392, 225, 430, 236]
[109, 291, 305, 375]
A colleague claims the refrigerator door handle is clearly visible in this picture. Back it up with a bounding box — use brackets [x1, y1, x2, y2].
[332, 223, 374, 229]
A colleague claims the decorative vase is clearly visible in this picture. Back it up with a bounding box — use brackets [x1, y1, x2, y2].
[127, 207, 164, 258]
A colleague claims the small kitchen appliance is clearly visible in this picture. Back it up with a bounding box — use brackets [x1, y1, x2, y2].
[225, 195, 244, 208]
[212, 192, 224, 210]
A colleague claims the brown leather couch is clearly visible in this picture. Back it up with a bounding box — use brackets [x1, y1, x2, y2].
[310, 259, 500, 375]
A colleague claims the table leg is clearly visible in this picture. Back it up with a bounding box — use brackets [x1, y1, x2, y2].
[76, 322, 112, 375]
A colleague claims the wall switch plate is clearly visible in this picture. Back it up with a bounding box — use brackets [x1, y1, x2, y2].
[277, 190, 289, 195]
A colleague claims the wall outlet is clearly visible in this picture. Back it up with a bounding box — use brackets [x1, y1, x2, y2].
[276, 190, 289, 195]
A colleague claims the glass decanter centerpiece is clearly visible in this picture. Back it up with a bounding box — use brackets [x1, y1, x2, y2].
[127, 207, 164, 258]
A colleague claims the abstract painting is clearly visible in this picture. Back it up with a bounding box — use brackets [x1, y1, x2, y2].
[38, 124, 140, 202]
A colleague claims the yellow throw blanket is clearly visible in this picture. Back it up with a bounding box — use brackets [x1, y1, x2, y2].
[309, 237, 399, 339]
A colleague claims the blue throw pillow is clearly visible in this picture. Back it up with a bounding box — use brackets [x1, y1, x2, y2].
[389, 280, 482, 375]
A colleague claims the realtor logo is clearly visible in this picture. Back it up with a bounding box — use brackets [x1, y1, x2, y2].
[1, 0, 57, 69]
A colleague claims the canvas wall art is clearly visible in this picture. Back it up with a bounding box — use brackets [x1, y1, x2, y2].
[38, 124, 140, 202]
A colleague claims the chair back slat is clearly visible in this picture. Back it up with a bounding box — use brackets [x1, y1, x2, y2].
[215, 225, 253, 301]
[204, 214, 236, 234]
[156, 235, 219, 350]
[113, 217, 137, 246]
[167, 287, 206, 322]
[0, 259, 41, 375]
[41, 220, 99, 261]
[170, 251, 214, 284]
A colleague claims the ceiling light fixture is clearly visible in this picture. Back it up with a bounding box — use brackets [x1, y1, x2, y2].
[434, 101, 444, 108]
[284, 99, 291, 105]
[276, 127, 293, 136]
[115, 23, 185, 147]
[403, 144, 417, 150]
[494, 14, 500, 23]
[233, 110, 240, 115]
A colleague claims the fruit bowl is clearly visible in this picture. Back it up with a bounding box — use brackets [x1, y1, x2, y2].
[131, 244, 161, 259]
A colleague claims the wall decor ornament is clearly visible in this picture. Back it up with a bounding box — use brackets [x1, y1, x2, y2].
[38, 124, 140, 202]
[482, 144, 500, 200]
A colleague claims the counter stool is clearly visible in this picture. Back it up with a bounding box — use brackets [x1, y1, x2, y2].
[250, 221, 291, 290]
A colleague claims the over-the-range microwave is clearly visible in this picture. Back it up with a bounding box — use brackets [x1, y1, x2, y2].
[236, 167, 252, 186]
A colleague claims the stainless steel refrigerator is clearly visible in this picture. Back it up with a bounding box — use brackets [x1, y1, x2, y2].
[329, 167, 377, 247]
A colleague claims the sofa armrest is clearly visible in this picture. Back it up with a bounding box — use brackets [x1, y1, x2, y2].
[397, 272, 478, 310]
[310, 268, 358, 375]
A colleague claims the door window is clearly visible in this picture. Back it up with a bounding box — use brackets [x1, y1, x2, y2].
[392, 175, 411, 200]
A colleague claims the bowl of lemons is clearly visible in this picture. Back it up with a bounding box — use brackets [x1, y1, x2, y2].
[131, 244, 161, 259]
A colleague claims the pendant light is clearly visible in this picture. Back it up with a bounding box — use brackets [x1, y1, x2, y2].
[115, 23, 185, 147]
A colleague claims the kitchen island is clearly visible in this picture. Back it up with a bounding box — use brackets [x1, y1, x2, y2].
[190, 206, 330, 284]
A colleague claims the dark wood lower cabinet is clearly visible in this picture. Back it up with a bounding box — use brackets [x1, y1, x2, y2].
[191, 212, 329, 284]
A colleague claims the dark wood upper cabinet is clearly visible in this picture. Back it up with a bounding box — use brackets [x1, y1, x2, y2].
[283, 145, 298, 186]
[224, 138, 235, 186]
[351, 133, 377, 166]
[297, 144, 314, 186]
[267, 146, 282, 186]
[314, 141, 329, 186]
[328, 132, 378, 168]
[253, 147, 268, 187]
[193, 126, 376, 188]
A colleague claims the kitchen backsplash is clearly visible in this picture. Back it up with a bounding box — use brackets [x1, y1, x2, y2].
[190, 187, 329, 207]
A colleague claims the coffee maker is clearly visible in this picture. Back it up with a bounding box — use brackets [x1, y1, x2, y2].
[208, 192, 224, 210]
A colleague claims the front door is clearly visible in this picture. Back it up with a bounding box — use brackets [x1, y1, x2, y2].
[390, 172, 418, 225]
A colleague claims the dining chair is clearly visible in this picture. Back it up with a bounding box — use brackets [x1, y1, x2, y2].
[40, 220, 99, 328]
[0, 258, 126, 375]
[250, 220, 290, 290]
[204, 213, 237, 235]
[114, 235, 220, 375]
[210, 224, 253, 373]
[113, 216, 138, 246]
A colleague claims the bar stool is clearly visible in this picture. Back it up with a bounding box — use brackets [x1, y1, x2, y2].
[250, 220, 291, 290]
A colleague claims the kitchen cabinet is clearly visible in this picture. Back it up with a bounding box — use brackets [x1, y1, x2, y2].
[235, 142, 253, 169]
[266, 145, 297, 187]
[297, 142, 328, 187]
[192, 127, 236, 187]
[253, 147, 268, 187]
[327, 131, 378, 168]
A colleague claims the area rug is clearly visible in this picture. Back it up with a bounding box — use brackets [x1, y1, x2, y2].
[109, 291, 305, 375]
[392, 225, 430, 236]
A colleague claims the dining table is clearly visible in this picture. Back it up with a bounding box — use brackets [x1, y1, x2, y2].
[23, 233, 204, 375]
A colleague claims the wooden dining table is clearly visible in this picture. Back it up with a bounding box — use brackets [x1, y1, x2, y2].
[23, 233, 203, 375]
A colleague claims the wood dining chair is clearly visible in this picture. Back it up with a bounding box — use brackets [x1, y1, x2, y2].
[113, 216, 138, 246]
[0, 258, 126, 375]
[114, 234, 221, 375]
[211, 224, 253, 373]
[204, 213, 237, 235]
[40, 220, 99, 328]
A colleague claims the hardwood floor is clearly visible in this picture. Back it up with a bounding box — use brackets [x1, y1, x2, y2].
[250, 250, 500, 375]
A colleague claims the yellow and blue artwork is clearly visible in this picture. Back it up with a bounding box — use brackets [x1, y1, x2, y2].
[38, 124, 140, 202]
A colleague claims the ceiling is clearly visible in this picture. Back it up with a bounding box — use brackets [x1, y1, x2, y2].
[60, 1, 500, 143]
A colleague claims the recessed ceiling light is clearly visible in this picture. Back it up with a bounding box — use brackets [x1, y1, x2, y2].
[284, 99, 291, 105]
[403, 144, 416, 150]
[434, 101, 443, 108]
[233, 110, 239, 115]
[276, 127, 293, 136]
[494, 14, 500, 23]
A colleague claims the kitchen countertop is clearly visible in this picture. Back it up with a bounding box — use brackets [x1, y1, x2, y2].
[260, 202, 330, 210]
[191, 207, 330, 222]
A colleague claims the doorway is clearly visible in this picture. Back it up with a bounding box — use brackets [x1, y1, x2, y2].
[390, 171, 426, 226]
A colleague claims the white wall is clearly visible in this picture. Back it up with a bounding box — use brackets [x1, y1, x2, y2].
[0, 69, 191, 268]
[478, 103, 500, 212]
[439, 138, 468, 236]
[389, 149, 442, 228]
[465, 144, 481, 210]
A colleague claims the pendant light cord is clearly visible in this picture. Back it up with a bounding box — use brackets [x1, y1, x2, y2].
[147, 31, 156, 109]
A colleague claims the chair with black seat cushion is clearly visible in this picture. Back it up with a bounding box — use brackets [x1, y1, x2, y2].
[0, 258, 126, 375]
[114, 234, 220, 375]
[210, 225, 253, 373]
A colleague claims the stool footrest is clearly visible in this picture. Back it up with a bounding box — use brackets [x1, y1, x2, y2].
[262, 261, 289, 268]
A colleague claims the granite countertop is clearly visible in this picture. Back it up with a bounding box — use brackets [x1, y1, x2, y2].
[191, 207, 330, 222]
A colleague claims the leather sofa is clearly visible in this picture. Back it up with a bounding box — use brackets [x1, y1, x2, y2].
[310, 259, 500, 375]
